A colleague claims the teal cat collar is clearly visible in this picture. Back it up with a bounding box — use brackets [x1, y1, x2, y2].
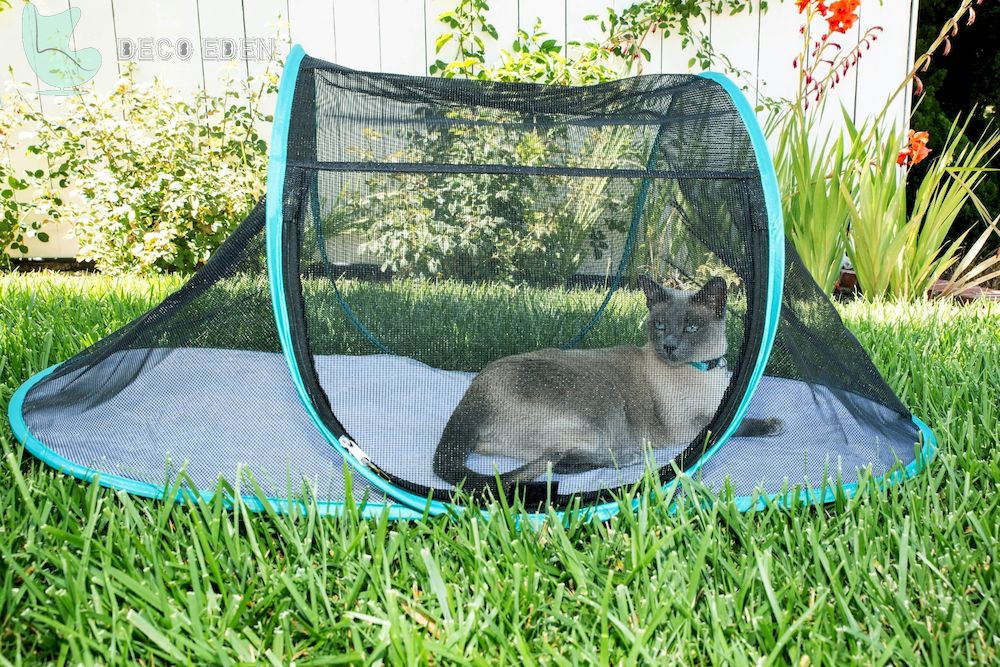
[689, 356, 727, 372]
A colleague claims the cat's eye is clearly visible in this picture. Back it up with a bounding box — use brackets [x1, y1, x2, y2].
[653, 321, 665, 331]
[684, 324, 699, 333]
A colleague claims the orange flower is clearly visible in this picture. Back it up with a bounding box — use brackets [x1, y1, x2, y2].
[898, 129, 931, 167]
[797, 0, 830, 14]
[826, 0, 861, 34]
[909, 130, 931, 164]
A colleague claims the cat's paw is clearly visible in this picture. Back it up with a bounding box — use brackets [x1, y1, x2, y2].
[735, 416, 786, 438]
[760, 417, 785, 437]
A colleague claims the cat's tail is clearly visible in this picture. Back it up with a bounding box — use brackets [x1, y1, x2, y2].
[434, 387, 484, 486]
[434, 412, 556, 500]
[437, 457, 557, 503]
[432, 415, 513, 495]
[434, 388, 559, 502]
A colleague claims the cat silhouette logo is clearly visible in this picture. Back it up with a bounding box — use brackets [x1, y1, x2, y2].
[22, 3, 102, 95]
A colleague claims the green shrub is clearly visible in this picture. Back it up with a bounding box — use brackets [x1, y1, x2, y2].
[0, 64, 277, 273]
[343, 119, 640, 284]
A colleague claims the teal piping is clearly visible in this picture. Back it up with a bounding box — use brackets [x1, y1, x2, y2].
[265, 44, 451, 514]
[683, 71, 787, 479]
[564, 123, 667, 350]
[6, 362, 938, 519]
[723, 415, 937, 512]
[6, 363, 425, 519]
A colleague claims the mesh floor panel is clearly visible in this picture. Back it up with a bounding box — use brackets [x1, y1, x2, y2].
[22, 349, 918, 501]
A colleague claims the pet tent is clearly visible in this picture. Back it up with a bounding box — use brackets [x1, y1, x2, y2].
[8, 46, 935, 518]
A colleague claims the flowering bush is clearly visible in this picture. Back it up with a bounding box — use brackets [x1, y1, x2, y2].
[767, 0, 878, 293]
[1, 64, 277, 273]
[0, 105, 62, 259]
[791, 0, 879, 110]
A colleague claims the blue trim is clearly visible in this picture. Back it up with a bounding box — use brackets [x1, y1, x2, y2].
[265, 45, 448, 515]
[6, 364, 425, 519]
[6, 363, 938, 519]
[686, 72, 786, 479]
[722, 415, 938, 512]
[309, 179, 391, 354]
[564, 123, 667, 350]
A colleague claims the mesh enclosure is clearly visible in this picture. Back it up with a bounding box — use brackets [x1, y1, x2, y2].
[8, 47, 933, 515]
[278, 56, 769, 505]
[695, 241, 923, 502]
[17, 203, 386, 506]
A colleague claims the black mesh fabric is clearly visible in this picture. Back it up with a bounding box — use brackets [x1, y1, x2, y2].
[694, 241, 921, 498]
[10, 53, 927, 513]
[279, 56, 768, 505]
[19, 202, 386, 506]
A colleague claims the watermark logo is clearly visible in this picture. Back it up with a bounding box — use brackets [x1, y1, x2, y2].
[117, 38, 277, 62]
[21, 2, 102, 95]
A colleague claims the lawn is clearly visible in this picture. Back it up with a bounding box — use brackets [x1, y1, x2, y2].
[0, 272, 997, 665]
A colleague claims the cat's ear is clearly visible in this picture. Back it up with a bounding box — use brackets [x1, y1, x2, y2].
[694, 277, 727, 318]
[637, 275, 668, 308]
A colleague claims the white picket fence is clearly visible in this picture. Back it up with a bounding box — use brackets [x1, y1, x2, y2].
[1, 0, 918, 259]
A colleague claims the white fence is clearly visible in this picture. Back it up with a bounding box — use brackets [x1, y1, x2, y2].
[2, 0, 918, 259]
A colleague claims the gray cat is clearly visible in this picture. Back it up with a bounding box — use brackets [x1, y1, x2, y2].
[432, 276, 783, 493]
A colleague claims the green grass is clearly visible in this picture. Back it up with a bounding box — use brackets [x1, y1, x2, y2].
[302, 277, 749, 370]
[0, 272, 998, 665]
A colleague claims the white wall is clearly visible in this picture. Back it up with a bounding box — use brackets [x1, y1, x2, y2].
[1, 0, 918, 259]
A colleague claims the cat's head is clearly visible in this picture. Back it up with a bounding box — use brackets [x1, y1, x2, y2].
[638, 276, 728, 365]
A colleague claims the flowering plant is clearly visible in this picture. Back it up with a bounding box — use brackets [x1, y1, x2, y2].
[844, 116, 1000, 299]
[791, 0, 880, 110]
[1, 63, 277, 273]
[765, 0, 873, 293]
[773, 0, 998, 300]
[897, 129, 932, 167]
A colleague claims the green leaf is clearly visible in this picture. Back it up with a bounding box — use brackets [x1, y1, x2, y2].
[127, 610, 186, 662]
[434, 32, 453, 53]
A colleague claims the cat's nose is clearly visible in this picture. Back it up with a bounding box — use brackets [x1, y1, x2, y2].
[662, 335, 679, 352]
